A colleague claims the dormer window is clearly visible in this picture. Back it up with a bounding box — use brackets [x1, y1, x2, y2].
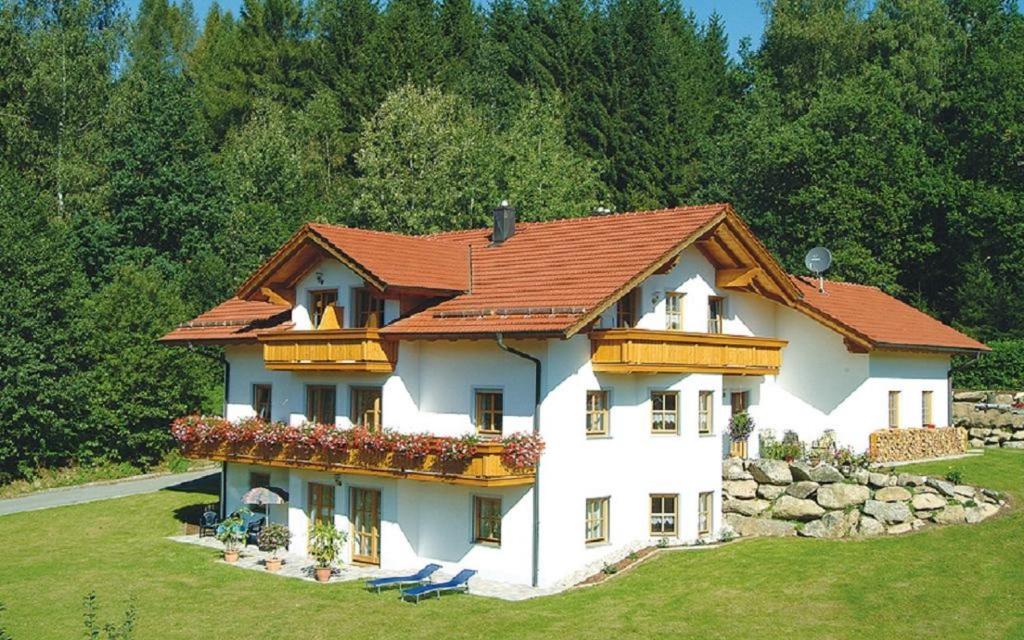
[354, 287, 385, 328]
[310, 289, 339, 329]
[708, 296, 724, 333]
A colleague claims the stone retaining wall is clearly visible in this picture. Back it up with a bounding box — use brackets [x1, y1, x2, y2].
[952, 390, 1024, 449]
[868, 427, 967, 462]
[722, 458, 1005, 539]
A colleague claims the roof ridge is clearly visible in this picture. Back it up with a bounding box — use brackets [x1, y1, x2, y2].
[309, 222, 466, 245]
[792, 274, 882, 292]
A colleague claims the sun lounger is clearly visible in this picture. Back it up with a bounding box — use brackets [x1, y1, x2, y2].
[400, 569, 476, 603]
[364, 564, 442, 593]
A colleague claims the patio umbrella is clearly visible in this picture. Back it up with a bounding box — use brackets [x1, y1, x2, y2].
[241, 486, 289, 538]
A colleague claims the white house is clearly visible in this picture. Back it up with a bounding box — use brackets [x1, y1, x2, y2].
[161, 203, 987, 588]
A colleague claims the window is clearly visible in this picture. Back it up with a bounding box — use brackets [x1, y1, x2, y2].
[650, 494, 677, 536]
[473, 496, 501, 544]
[309, 289, 338, 329]
[651, 391, 679, 434]
[707, 296, 724, 333]
[249, 472, 270, 514]
[730, 391, 749, 415]
[585, 497, 610, 544]
[306, 385, 336, 424]
[698, 492, 713, 535]
[665, 292, 684, 330]
[616, 288, 640, 328]
[698, 390, 714, 435]
[351, 387, 383, 431]
[354, 287, 385, 328]
[888, 390, 900, 428]
[922, 390, 934, 426]
[586, 390, 609, 437]
[307, 482, 335, 526]
[252, 384, 272, 422]
[475, 390, 503, 436]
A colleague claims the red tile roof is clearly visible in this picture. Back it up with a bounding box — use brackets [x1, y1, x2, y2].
[160, 297, 291, 344]
[382, 205, 729, 336]
[791, 276, 988, 353]
[307, 224, 469, 292]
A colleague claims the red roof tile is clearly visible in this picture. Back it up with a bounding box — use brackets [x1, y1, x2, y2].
[791, 276, 987, 353]
[383, 205, 728, 336]
[160, 297, 291, 344]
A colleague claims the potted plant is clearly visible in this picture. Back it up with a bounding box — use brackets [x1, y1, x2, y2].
[258, 523, 292, 572]
[728, 412, 755, 457]
[308, 521, 347, 583]
[215, 511, 248, 563]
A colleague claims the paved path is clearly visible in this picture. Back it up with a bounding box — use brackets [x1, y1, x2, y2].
[0, 468, 219, 517]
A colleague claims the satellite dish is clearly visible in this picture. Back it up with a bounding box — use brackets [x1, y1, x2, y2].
[804, 247, 832, 293]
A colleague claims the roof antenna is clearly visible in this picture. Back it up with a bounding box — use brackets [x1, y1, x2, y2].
[804, 246, 833, 294]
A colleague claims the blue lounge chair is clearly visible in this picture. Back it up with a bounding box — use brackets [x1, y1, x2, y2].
[365, 564, 442, 593]
[400, 569, 476, 603]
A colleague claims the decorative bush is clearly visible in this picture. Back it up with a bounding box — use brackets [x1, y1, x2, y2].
[257, 523, 291, 558]
[499, 432, 545, 470]
[728, 412, 755, 442]
[215, 511, 248, 552]
[759, 429, 805, 461]
[308, 522, 347, 569]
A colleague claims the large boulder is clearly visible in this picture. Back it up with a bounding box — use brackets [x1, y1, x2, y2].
[863, 499, 912, 524]
[816, 483, 870, 509]
[749, 459, 793, 485]
[911, 493, 947, 511]
[868, 473, 896, 488]
[772, 496, 825, 521]
[808, 464, 845, 484]
[799, 510, 859, 539]
[897, 473, 926, 487]
[849, 469, 870, 485]
[1012, 430, 1024, 441]
[723, 480, 758, 499]
[965, 504, 1000, 524]
[724, 513, 796, 538]
[786, 481, 820, 500]
[887, 522, 913, 535]
[723, 458, 752, 481]
[757, 484, 786, 500]
[874, 486, 912, 503]
[857, 515, 886, 537]
[723, 499, 770, 516]
[953, 485, 976, 498]
[926, 478, 957, 497]
[1003, 441, 1024, 449]
[934, 505, 967, 525]
[953, 391, 985, 402]
[788, 461, 813, 482]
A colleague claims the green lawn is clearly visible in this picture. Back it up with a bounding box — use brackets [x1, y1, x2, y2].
[2, 451, 1023, 640]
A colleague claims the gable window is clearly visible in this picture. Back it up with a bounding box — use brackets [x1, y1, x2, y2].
[665, 292, 684, 330]
[698, 491, 713, 535]
[616, 288, 640, 328]
[651, 391, 679, 434]
[586, 390, 609, 437]
[473, 496, 502, 544]
[922, 390, 933, 426]
[585, 497, 610, 544]
[309, 289, 339, 329]
[475, 390, 503, 436]
[698, 390, 714, 435]
[253, 384, 272, 422]
[707, 296, 724, 333]
[888, 390, 900, 428]
[249, 472, 270, 514]
[354, 287, 385, 328]
[306, 385, 336, 425]
[352, 387, 383, 431]
[650, 494, 677, 536]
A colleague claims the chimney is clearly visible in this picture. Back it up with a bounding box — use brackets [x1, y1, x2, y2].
[492, 200, 516, 244]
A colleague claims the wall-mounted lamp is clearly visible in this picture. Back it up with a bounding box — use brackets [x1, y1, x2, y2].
[315, 271, 324, 285]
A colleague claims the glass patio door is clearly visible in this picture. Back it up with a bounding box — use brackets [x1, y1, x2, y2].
[350, 488, 381, 565]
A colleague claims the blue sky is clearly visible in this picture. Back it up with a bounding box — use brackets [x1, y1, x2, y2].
[133, 0, 766, 58]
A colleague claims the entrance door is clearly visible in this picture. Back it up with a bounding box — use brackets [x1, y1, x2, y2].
[350, 487, 381, 565]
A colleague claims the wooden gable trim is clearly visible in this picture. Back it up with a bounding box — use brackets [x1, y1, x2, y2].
[563, 210, 729, 338]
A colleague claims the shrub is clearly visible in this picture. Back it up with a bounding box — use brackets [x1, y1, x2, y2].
[257, 523, 291, 558]
[759, 430, 805, 460]
[215, 511, 249, 552]
[308, 521, 347, 569]
[728, 412, 755, 442]
[945, 467, 965, 485]
[82, 592, 136, 640]
[601, 562, 618, 575]
[952, 339, 1024, 390]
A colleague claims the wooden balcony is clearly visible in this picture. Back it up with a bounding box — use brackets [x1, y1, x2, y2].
[590, 328, 786, 376]
[181, 441, 535, 487]
[259, 329, 397, 373]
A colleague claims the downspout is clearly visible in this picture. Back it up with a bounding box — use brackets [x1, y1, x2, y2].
[495, 333, 542, 588]
[189, 343, 230, 518]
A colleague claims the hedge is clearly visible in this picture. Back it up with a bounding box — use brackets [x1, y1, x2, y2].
[952, 340, 1024, 391]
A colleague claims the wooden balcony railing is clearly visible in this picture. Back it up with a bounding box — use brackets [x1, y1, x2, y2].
[259, 329, 397, 373]
[590, 329, 786, 376]
[181, 441, 535, 487]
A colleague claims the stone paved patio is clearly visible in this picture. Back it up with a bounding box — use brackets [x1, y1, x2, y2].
[168, 534, 558, 601]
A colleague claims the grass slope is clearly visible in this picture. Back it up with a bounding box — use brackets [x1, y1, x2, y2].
[2, 451, 1023, 639]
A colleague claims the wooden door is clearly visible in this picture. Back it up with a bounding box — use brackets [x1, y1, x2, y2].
[350, 488, 381, 565]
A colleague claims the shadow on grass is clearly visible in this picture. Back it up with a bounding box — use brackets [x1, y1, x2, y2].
[163, 472, 220, 526]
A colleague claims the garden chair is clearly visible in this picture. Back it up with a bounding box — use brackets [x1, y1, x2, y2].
[400, 569, 476, 604]
[246, 516, 265, 547]
[365, 564, 442, 593]
[198, 511, 219, 538]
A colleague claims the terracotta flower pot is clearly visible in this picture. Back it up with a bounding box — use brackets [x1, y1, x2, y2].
[315, 567, 332, 583]
[224, 550, 239, 564]
[265, 557, 283, 572]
